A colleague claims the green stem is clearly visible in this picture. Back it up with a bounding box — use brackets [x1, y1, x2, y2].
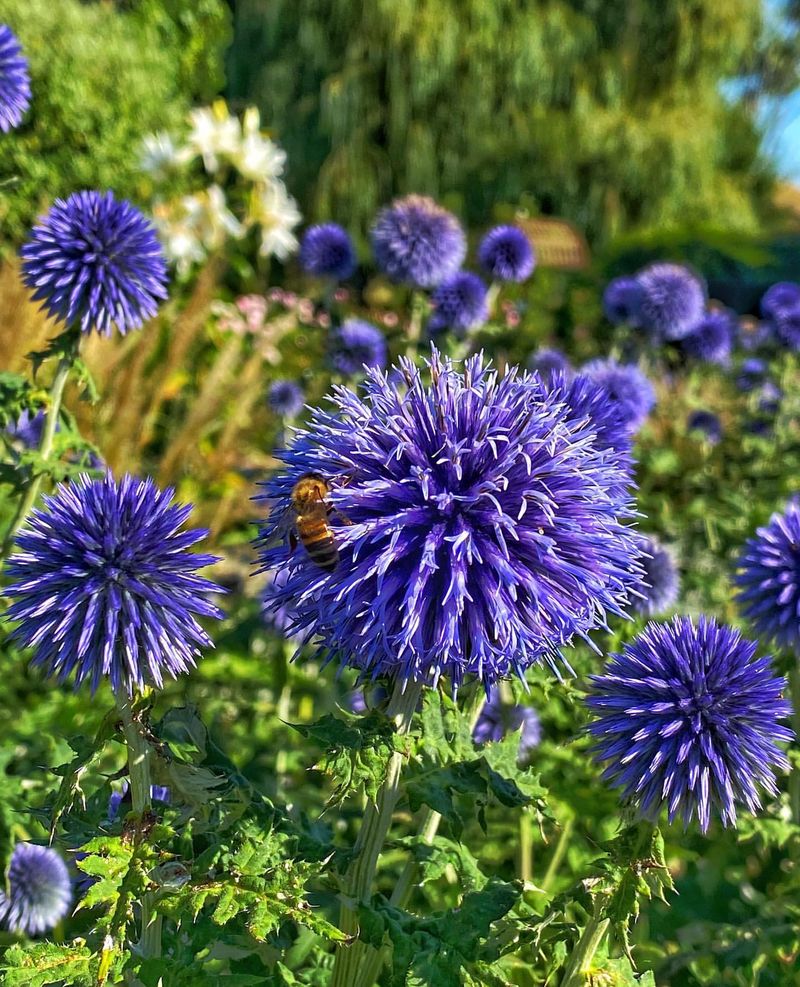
[2, 340, 78, 558]
[330, 679, 422, 987]
[115, 688, 161, 961]
[405, 291, 426, 359]
[542, 815, 574, 893]
[560, 896, 610, 987]
[790, 663, 800, 825]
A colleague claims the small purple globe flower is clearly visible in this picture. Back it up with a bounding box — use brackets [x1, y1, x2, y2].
[548, 371, 635, 463]
[371, 195, 466, 288]
[736, 357, 767, 392]
[737, 318, 774, 352]
[5, 409, 47, 449]
[473, 687, 541, 761]
[428, 271, 489, 336]
[602, 276, 643, 326]
[5, 474, 225, 695]
[330, 319, 387, 376]
[107, 781, 171, 822]
[299, 224, 357, 281]
[0, 25, 30, 132]
[587, 616, 793, 832]
[736, 500, 800, 653]
[256, 349, 642, 691]
[760, 282, 800, 322]
[687, 410, 723, 444]
[631, 534, 679, 617]
[772, 308, 800, 352]
[581, 358, 656, 433]
[478, 226, 535, 283]
[20, 190, 168, 337]
[636, 262, 705, 341]
[268, 379, 305, 418]
[0, 844, 72, 935]
[680, 309, 734, 365]
[528, 348, 573, 386]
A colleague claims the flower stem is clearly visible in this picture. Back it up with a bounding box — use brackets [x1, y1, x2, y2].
[329, 678, 422, 987]
[560, 895, 611, 987]
[1, 337, 79, 558]
[114, 688, 161, 960]
[405, 291, 426, 359]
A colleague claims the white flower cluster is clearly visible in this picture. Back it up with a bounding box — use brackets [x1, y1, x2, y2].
[140, 101, 301, 276]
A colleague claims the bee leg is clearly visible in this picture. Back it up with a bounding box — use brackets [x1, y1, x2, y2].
[327, 505, 353, 526]
[289, 530, 298, 553]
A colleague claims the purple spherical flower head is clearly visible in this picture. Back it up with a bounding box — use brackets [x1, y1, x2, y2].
[547, 371, 634, 462]
[736, 357, 767, 392]
[0, 844, 72, 935]
[772, 307, 800, 352]
[473, 687, 541, 760]
[20, 190, 168, 336]
[736, 499, 800, 653]
[760, 281, 800, 322]
[299, 223, 357, 281]
[528, 348, 573, 386]
[107, 781, 171, 823]
[268, 379, 305, 418]
[737, 318, 774, 353]
[0, 26, 30, 132]
[631, 534, 679, 617]
[256, 349, 642, 691]
[428, 271, 489, 337]
[5, 474, 225, 695]
[687, 410, 722, 444]
[371, 195, 466, 288]
[478, 226, 535, 283]
[636, 262, 705, 341]
[587, 616, 793, 832]
[581, 358, 656, 433]
[602, 276, 643, 326]
[330, 319, 387, 376]
[680, 309, 734, 365]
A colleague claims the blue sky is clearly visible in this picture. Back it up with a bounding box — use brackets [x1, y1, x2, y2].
[764, 0, 800, 180]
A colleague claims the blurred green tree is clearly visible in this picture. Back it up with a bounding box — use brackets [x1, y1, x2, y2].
[0, 0, 230, 244]
[226, 0, 796, 242]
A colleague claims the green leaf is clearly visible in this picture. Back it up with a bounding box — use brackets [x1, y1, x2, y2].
[0, 941, 95, 987]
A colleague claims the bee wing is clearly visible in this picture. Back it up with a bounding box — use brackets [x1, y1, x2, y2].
[259, 504, 297, 551]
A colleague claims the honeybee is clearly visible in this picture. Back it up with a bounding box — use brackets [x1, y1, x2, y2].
[287, 473, 342, 572]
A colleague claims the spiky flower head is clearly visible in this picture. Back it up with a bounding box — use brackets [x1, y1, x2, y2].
[428, 271, 489, 336]
[636, 262, 705, 341]
[547, 371, 634, 461]
[299, 223, 356, 280]
[602, 276, 643, 326]
[687, 410, 723, 445]
[20, 191, 168, 337]
[473, 687, 541, 760]
[478, 226, 535, 283]
[587, 616, 793, 832]
[680, 309, 734, 365]
[0, 25, 30, 132]
[760, 281, 800, 322]
[268, 379, 305, 417]
[5, 474, 224, 695]
[330, 319, 387, 376]
[371, 195, 466, 288]
[256, 349, 642, 692]
[0, 844, 72, 935]
[736, 500, 800, 653]
[528, 348, 573, 386]
[631, 534, 679, 617]
[581, 358, 656, 433]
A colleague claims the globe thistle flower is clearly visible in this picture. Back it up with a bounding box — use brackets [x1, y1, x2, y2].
[256, 349, 642, 691]
[631, 534, 679, 617]
[268, 379, 305, 418]
[0, 844, 72, 935]
[20, 191, 169, 337]
[428, 272, 489, 336]
[772, 308, 800, 352]
[680, 309, 734, 365]
[478, 226, 535, 283]
[735, 500, 800, 653]
[299, 223, 357, 281]
[5, 409, 48, 449]
[757, 381, 782, 416]
[528, 348, 573, 386]
[473, 688, 541, 760]
[602, 276, 643, 326]
[371, 195, 466, 288]
[5, 474, 224, 695]
[737, 317, 774, 353]
[587, 616, 793, 831]
[107, 781, 171, 823]
[636, 262, 705, 341]
[581, 358, 656, 433]
[736, 357, 767, 392]
[687, 410, 722, 445]
[0, 25, 30, 133]
[760, 281, 800, 322]
[330, 319, 387, 376]
[548, 372, 634, 460]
